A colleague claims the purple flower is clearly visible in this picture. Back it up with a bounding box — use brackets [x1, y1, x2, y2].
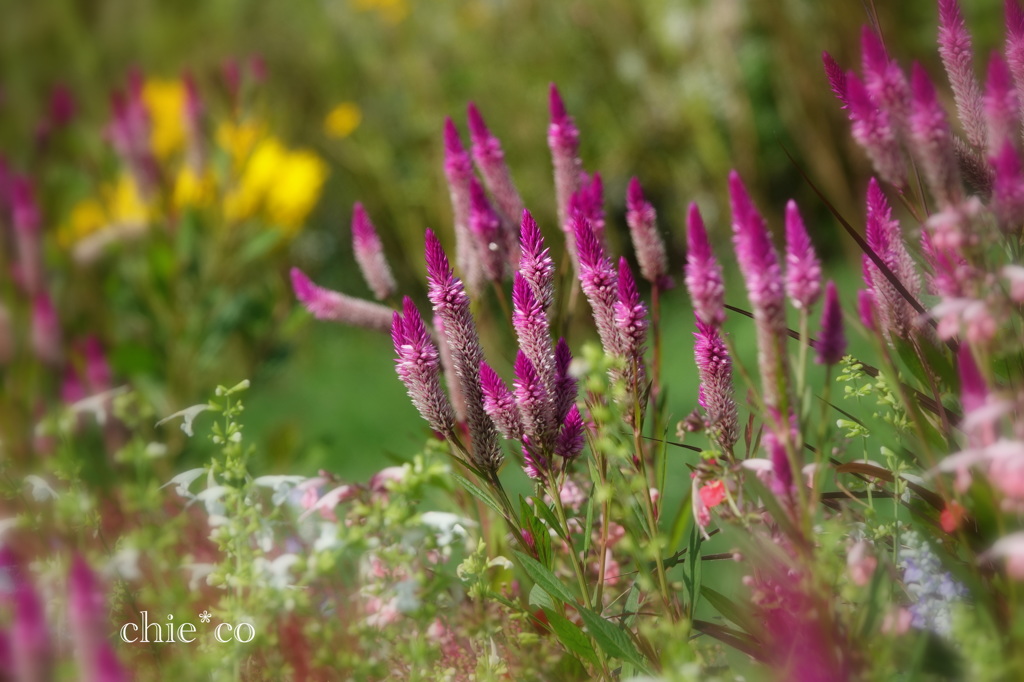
[512, 272, 555, 392]
[433, 314, 467, 422]
[351, 202, 397, 301]
[822, 51, 849, 109]
[31, 291, 61, 365]
[858, 289, 877, 331]
[519, 209, 555, 310]
[958, 343, 988, 415]
[480, 360, 523, 440]
[862, 178, 920, 341]
[571, 172, 605, 242]
[984, 53, 1018, 157]
[514, 350, 554, 453]
[626, 177, 673, 289]
[468, 177, 507, 283]
[908, 62, 964, 208]
[764, 408, 798, 498]
[467, 102, 523, 266]
[991, 141, 1024, 229]
[574, 214, 621, 357]
[938, 0, 987, 150]
[861, 27, 910, 134]
[784, 200, 822, 310]
[685, 203, 726, 327]
[846, 70, 905, 186]
[548, 84, 584, 269]
[10, 175, 42, 295]
[522, 435, 550, 480]
[443, 118, 484, 295]
[392, 297, 457, 436]
[11, 570, 51, 682]
[693, 318, 738, 452]
[555, 404, 585, 460]
[68, 555, 117, 682]
[81, 336, 112, 393]
[290, 267, 394, 333]
[815, 281, 847, 365]
[1006, 0, 1024, 107]
[552, 337, 578, 425]
[107, 71, 158, 195]
[614, 257, 649, 386]
[425, 229, 503, 472]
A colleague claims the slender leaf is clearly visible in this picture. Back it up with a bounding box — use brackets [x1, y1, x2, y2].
[578, 607, 650, 673]
[513, 550, 578, 605]
[544, 608, 600, 669]
[700, 585, 761, 638]
[452, 473, 505, 518]
[529, 583, 555, 611]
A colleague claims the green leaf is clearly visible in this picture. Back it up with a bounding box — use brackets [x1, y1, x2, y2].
[452, 473, 505, 519]
[520, 495, 553, 567]
[513, 550, 577, 605]
[700, 585, 760, 637]
[533, 499, 568, 542]
[581, 491, 596, 558]
[578, 607, 650, 673]
[529, 583, 555, 611]
[543, 608, 600, 669]
[623, 582, 641, 628]
[692, 619, 765, 661]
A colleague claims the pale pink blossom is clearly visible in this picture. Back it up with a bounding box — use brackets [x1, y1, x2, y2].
[847, 541, 877, 586]
[983, 532, 1024, 579]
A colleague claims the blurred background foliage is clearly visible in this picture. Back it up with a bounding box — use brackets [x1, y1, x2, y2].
[0, 0, 1006, 473]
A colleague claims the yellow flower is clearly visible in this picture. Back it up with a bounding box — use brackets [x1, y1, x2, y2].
[265, 149, 328, 234]
[142, 79, 187, 160]
[216, 119, 266, 167]
[353, 0, 408, 23]
[324, 102, 362, 139]
[59, 199, 107, 248]
[108, 175, 150, 226]
[173, 167, 217, 211]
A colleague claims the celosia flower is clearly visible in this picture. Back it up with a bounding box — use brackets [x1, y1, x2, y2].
[574, 214, 621, 357]
[984, 53, 1018, 157]
[846, 70, 905, 186]
[81, 336, 112, 393]
[764, 409, 798, 497]
[857, 289, 877, 331]
[182, 73, 205, 171]
[990, 142, 1024, 229]
[983, 532, 1024, 580]
[467, 102, 523, 265]
[555, 404, 585, 460]
[107, 71, 158, 194]
[685, 203, 726, 327]
[480, 361, 523, 440]
[514, 350, 554, 453]
[11, 567, 51, 682]
[351, 202, 397, 301]
[69, 555, 128, 682]
[822, 51, 849, 109]
[626, 177, 672, 289]
[693, 318, 738, 452]
[433, 314, 467, 421]
[522, 435, 550, 481]
[784, 200, 822, 310]
[1007, 0, 1024, 106]
[518, 209, 555, 310]
[816, 281, 847, 365]
[548, 84, 584, 269]
[290, 267, 394, 333]
[10, 175, 42, 295]
[468, 177, 507, 283]
[392, 297, 457, 437]
[614, 257, 649, 385]
[552, 337, 578, 425]
[442, 118, 484, 295]
[31, 291, 61, 365]
[908, 63, 964, 208]
[862, 178, 921, 341]
[512, 272, 555, 391]
[425, 229, 502, 472]
[571, 172, 605, 242]
[861, 27, 910, 133]
[937, 0, 987, 150]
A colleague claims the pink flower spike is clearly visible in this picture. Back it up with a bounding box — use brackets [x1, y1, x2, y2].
[984, 52, 1019, 157]
[958, 344, 988, 415]
[392, 296, 457, 436]
[10, 175, 43, 295]
[555, 404, 585, 460]
[442, 118, 484, 295]
[815, 281, 847, 365]
[846, 70, 905, 186]
[548, 83, 583, 265]
[574, 215, 621, 357]
[12, 572, 52, 682]
[626, 177, 672, 289]
[857, 289, 877, 331]
[512, 271, 555, 392]
[685, 203, 726, 327]
[822, 51, 849, 109]
[68, 555, 107, 679]
[693, 318, 738, 452]
[614, 258, 649, 383]
[553, 337, 578, 424]
[31, 291, 61, 365]
[468, 177, 507, 283]
[861, 27, 910, 132]
[1006, 0, 1024, 108]
[784, 200, 822, 310]
[908, 62, 964, 208]
[514, 350, 554, 453]
[519, 209, 555, 310]
[467, 102, 524, 261]
[983, 531, 1024, 580]
[480, 360, 523, 440]
[351, 202, 397, 301]
[290, 267, 394, 333]
[938, 0, 987, 150]
[82, 336, 112, 392]
[991, 142, 1024, 229]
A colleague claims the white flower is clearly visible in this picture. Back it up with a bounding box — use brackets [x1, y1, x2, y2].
[156, 403, 212, 437]
[197, 485, 230, 518]
[105, 547, 141, 581]
[184, 563, 216, 591]
[253, 475, 307, 506]
[420, 511, 475, 547]
[313, 523, 343, 553]
[24, 475, 58, 501]
[162, 468, 206, 499]
[255, 554, 301, 590]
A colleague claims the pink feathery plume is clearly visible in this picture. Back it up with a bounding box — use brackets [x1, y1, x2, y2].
[521, 435, 549, 481]
[552, 337, 578, 425]
[10, 175, 43, 295]
[290, 267, 394, 333]
[81, 336, 112, 393]
[685, 203, 726, 327]
[31, 291, 61, 365]
[729, 171, 789, 409]
[468, 177, 508, 283]
[480, 360, 523, 440]
[764, 409, 798, 498]
[846, 70, 906, 186]
[857, 289, 877, 331]
[626, 177, 673, 289]
[614, 257, 649, 389]
[815, 281, 847, 365]
[69, 555, 129, 682]
[784, 200, 822, 310]
[512, 272, 556, 393]
[467, 102, 523, 267]
[519, 209, 556, 310]
[554, 404, 585, 460]
[9, 556, 52, 682]
[862, 179, 920, 341]
[548, 84, 584, 270]
[425, 229, 503, 472]
[514, 349, 555, 456]
[693, 318, 738, 453]
[107, 71, 158, 195]
[984, 53, 1019, 158]
[861, 27, 910, 134]
[991, 141, 1024, 229]
[1006, 0, 1024, 109]
[351, 202, 397, 301]
[958, 343, 988, 415]
[822, 51, 849, 109]
[391, 298, 457, 436]
[433, 314, 466, 421]
[573, 214, 621, 357]
[571, 171, 605, 243]
[938, 0, 987, 150]
[908, 63, 964, 208]
[443, 118, 485, 295]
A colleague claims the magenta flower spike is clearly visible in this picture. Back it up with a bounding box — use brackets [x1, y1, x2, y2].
[553, 337, 578, 425]
[626, 177, 673, 289]
[432, 314, 467, 421]
[815, 281, 847, 365]
[729, 171, 788, 408]
[514, 349, 554, 453]
[1006, 0, 1024, 107]
[480, 360, 523, 440]
[857, 289, 877, 331]
[31, 291, 61, 365]
[958, 344, 988, 415]
[392, 297, 457, 436]
[443, 118, 485, 295]
[12, 573, 52, 682]
[822, 51, 849, 109]
[468, 177, 507, 283]
[555, 404, 585, 460]
[861, 27, 910, 133]
[290, 267, 394, 334]
[846, 70, 905, 186]
[685, 203, 726, 327]
[82, 336, 112, 392]
[575, 172, 606, 242]
[519, 209, 555, 310]
[784, 200, 822, 310]
[984, 53, 1019, 157]
[351, 202, 397, 301]
[107, 72, 157, 195]
[991, 141, 1024, 228]
[938, 0, 987, 151]
[908, 63, 964, 208]
[693, 318, 739, 452]
[10, 175, 43, 295]
[48, 83, 76, 128]
[521, 436, 549, 480]
[89, 643, 130, 682]
[512, 272, 555, 392]
[766, 427, 795, 498]
[548, 84, 584, 268]
[862, 178, 919, 340]
[425, 229, 503, 472]
[68, 555, 106, 680]
[467, 102, 524, 265]
[574, 214, 621, 357]
[614, 257, 649, 385]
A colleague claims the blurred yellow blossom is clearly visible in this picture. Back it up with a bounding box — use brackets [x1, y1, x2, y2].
[173, 168, 217, 210]
[58, 176, 152, 259]
[324, 102, 362, 139]
[59, 199, 106, 248]
[353, 0, 408, 23]
[216, 119, 266, 166]
[142, 79, 187, 160]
